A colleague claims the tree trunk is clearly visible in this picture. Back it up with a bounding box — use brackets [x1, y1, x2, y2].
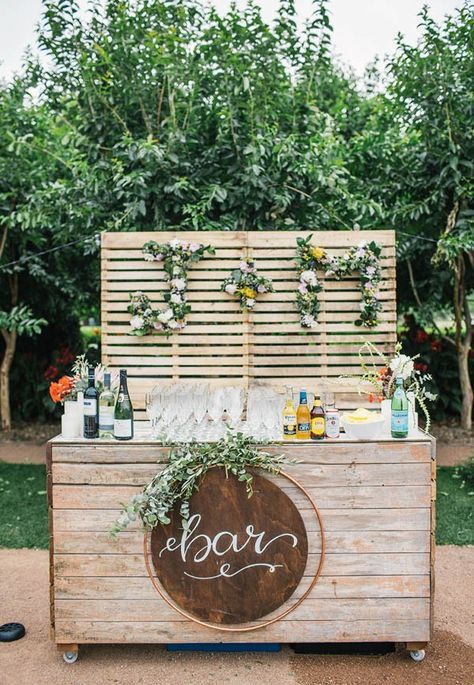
[453, 254, 473, 430]
[0, 329, 17, 431]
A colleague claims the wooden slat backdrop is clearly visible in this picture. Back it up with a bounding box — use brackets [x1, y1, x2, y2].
[101, 230, 397, 414]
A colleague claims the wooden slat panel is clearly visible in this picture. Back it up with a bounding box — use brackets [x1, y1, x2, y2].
[54, 574, 430, 600]
[54, 618, 430, 644]
[54, 597, 429, 623]
[53, 530, 430, 555]
[53, 508, 431, 533]
[53, 552, 430, 578]
[52, 484, 431, 510]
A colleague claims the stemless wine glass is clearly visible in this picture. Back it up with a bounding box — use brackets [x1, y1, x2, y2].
[207, 386, 225, 440]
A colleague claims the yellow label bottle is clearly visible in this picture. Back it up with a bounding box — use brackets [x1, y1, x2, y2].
[296, 390, 311, 440]
[282, 396, 297, 440]
[310, 396, 325, 440]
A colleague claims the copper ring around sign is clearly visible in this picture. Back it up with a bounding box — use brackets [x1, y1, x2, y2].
[143, 469, 325, 633]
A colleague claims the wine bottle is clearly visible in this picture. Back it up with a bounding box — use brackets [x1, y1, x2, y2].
[296, 389, 311, 440]
[310, 395, 325, 440]
[391, 376, 409, 438]
[114, 369, 134, 441]
[83, 366, 98, 439]
[99, 372, 115, 439]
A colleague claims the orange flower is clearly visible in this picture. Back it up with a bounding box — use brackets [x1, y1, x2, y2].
[377, 367, 388, 379]
[368, 393, 375, 403]
[49, 375, 74, 403]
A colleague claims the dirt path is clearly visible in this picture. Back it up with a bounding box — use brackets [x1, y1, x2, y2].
[0, 546, 472, 685]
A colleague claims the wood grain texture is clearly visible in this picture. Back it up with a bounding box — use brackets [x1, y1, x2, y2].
[101, 230, 396, 406]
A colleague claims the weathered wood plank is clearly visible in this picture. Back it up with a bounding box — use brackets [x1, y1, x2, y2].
[54, 618, 429, 644]
[54, 574, 430, 601]
[53, 507, 431, 533]
[55, 597, 430, 623]
[53, 530, 430, 555]
[52, 483, 431, 510]
[53, 553, 430, 578]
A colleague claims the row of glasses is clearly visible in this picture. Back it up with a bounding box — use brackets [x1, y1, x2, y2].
[145, 382, 247, 442]
[243, 386, 286, 441]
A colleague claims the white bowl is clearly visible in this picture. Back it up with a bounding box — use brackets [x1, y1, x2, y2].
[342, 413, 385, 440]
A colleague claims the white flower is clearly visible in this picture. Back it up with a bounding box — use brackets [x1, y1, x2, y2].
[389, 354, 414, 380]
[300, 270, 317, 286]
[301, 314, 318, 328]
[158, 308, 174, 323]
[130, 315, 144, 330]
[189, 242, 201, 252]
[143, 252, 154, 262]
[154, 253, 164, 261]
[172, 266, 180, 275]
[153, 322, 163, 331]
[180, 240, 189, 250]
[171, 277, 186, 291]
[257, 284, 266, 293]
[239, 260, 251, 273]
[358, 240, 367, 248]
[365, 265, 376, 276]
[169, 238, 181, 249]
[225, 283, 237, 294]
[246, 298, 255, 308]
[170, 293, 182, 304]
[168, 320, 181, 329]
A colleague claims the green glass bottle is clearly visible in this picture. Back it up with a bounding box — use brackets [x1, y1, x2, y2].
[391, 376, 409, 438]
[114, 370, 134, 441]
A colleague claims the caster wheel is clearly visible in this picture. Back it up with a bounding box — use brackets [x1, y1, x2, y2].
[410, 649, 425, 662]
[63, 651, 78, 664]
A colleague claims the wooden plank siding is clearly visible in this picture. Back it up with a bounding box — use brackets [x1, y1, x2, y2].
[101, 230, 397, 416]
[49, 438, 434, 645]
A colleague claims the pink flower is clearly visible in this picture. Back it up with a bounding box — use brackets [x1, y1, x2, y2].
[298, 283, 308, 295]
[153, 322, 163, 331]
[225, 283, 237, 295]
[189, 242, 201, 252]
[239, 260, 250, 273]
[257, 284, 266, 293]
[154, 253, 164, 261]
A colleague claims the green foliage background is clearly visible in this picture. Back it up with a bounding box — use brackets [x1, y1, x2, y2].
[0, 0, 473, 421]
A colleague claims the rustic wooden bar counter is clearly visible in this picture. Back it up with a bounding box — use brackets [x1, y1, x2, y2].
[47, 428, 435, 661]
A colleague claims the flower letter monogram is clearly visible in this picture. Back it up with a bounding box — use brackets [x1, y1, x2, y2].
[128, 239, 215, 336]
[295, 234, 382, 329]
[221, 259, 274, 310]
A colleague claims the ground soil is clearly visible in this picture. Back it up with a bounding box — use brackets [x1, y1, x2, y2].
[0, 420, 472, 466]
[0, 546, 472, 685]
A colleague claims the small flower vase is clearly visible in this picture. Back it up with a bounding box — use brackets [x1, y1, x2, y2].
[62, 399, 81, 438]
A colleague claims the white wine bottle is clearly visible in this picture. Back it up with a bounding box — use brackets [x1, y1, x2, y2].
[99, 372, 115, 439]
[114, 369, 134, 441]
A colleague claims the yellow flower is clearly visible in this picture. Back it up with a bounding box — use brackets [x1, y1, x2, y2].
[311, 246, 325, 260]
[242, 287, 256, 298]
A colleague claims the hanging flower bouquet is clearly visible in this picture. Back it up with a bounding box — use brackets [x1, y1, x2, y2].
[221, 259, 274, 310]
[354, 341, 437, 431]
[295, 234, 382, 329]
[129, 239, 215, 336]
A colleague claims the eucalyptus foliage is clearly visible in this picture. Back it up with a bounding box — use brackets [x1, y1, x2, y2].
[110, 432, 288, 535]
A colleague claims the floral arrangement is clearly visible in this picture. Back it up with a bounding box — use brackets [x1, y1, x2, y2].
[221, 259, 274, 310]
[49, 354, 113, 404]
[295, 234, 382, 329]
[110, 432, 287, 535]
[355, 341, 437, 431]
[129, 238, 215, 336]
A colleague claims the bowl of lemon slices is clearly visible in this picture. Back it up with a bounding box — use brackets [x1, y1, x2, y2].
[342, 407, 385, 440]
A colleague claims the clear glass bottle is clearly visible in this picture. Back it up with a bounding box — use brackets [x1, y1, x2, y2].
[282, 388, 297, 440]
[114, 369, 134, 441]
[99, 372, 115, 439]
[83, 366, 98, 439]
[324, 396, 340, 438]
[391, 376, 409, 438]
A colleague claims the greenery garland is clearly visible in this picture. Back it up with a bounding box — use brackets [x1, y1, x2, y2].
[128, 239, 215, 336]
[295, 234, 382, 329]
[221, 259, 274, 310]
[110, 433, 288, 535]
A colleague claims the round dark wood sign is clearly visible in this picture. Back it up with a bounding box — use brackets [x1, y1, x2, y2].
[150, 468, 309, 625]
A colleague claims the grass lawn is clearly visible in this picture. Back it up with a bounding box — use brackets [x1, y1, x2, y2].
[0, 462, 472, 549]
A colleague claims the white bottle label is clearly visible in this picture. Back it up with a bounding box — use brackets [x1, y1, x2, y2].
[83, 398, 97, 416]
[99, 406, 114, 430]
[114, 419, 132, 438]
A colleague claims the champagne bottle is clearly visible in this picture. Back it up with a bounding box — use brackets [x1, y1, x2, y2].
[99, 372, 115, 439]
[282, 389, 297, 440]
[391, 376, 408, 438]
[83, 366, 98, 439]
[296, 389, 311, 440]
[310, 395, 325, 440]
[114, 369, 134, 441]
